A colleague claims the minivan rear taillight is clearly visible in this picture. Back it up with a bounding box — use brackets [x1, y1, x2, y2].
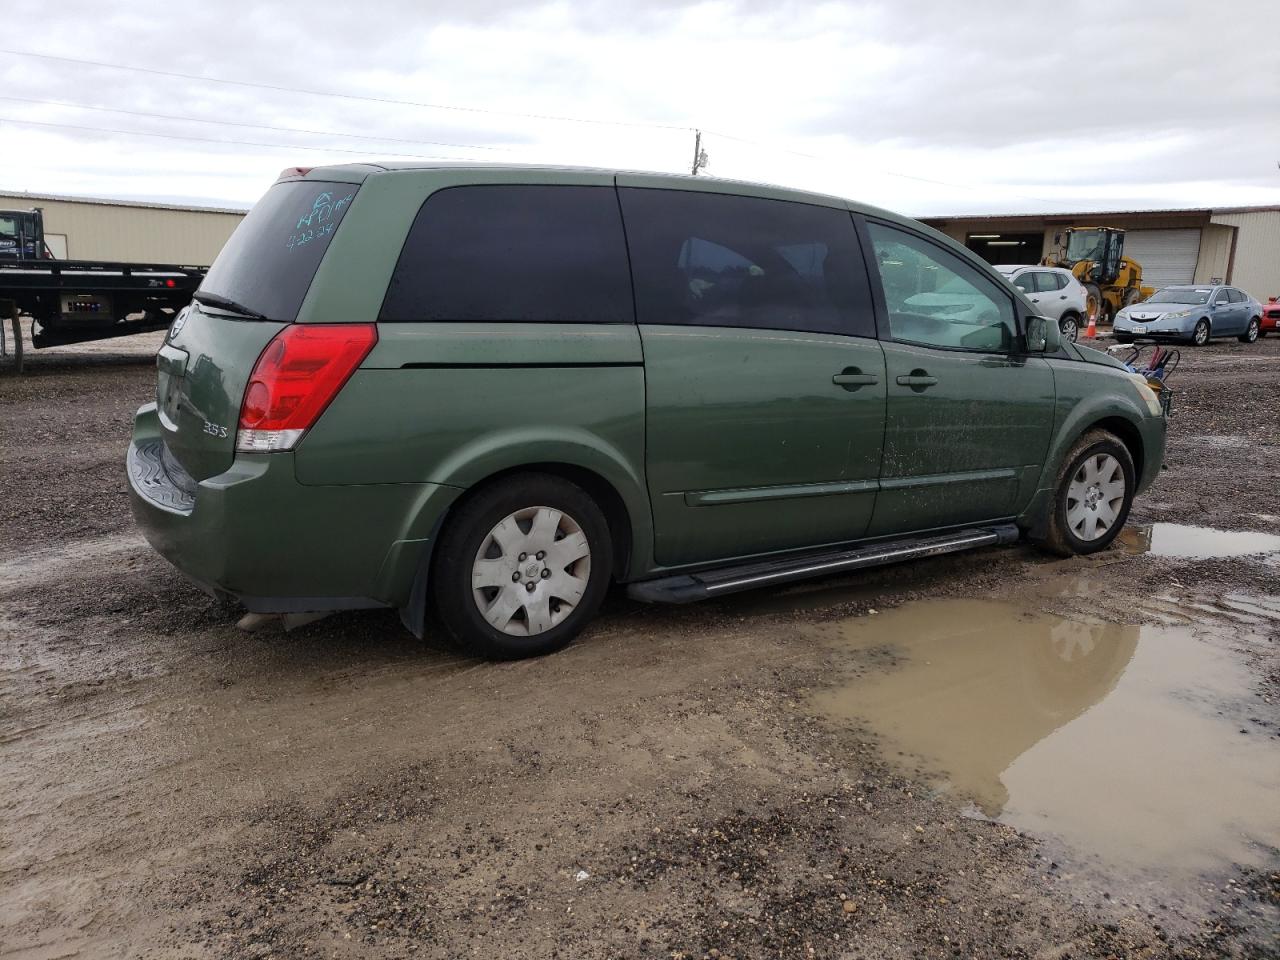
[236, 324, 377, 453]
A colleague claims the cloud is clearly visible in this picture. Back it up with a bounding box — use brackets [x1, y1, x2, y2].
[1, 0, 1277, 215]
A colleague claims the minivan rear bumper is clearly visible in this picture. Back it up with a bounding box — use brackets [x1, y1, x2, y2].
[127, 403, 459, 614]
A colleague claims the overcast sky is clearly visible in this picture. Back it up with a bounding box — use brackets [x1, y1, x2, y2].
[2, 0, 1278, 217]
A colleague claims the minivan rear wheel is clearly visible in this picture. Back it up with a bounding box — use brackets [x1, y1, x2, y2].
[431, 473, 612, 659]
[1040, 430, 1135, 557]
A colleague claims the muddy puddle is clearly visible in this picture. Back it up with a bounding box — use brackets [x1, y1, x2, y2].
[806, 599, 1280, 879]
[1120, 522, 1280, 558]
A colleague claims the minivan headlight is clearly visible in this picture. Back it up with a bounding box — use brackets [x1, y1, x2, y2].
[1125, 372, 1163, 416]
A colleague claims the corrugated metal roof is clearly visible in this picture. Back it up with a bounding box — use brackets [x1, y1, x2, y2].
[923, 205, 1280, 222]
[0, 190, 248, 215]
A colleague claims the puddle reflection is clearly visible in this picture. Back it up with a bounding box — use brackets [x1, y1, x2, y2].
[1121, 523, 1280, 558]
[808, 600, 1280, 875]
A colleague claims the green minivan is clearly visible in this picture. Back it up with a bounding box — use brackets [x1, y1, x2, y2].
[128, 163, 1167, 658]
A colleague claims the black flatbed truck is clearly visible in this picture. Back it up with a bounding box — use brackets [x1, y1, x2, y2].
[0, 207, 206, 360]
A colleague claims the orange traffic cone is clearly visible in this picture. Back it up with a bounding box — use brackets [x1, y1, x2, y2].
[1085, 310, 1097, 339]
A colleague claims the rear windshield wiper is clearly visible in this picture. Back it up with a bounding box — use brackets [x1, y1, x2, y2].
[193, 290, 270, 320]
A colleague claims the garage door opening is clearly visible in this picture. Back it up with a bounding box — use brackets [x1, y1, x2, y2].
[1120, 229, 1201, 289]
[966, 232, 1043, 266]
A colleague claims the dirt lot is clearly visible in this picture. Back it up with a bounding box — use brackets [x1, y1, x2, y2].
[2, 327, 1277, 959]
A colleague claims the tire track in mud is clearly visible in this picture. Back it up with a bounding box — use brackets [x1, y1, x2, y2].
[0, 532, 146, 595]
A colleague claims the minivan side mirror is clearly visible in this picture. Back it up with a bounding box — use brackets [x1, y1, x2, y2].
[1025, 315, 1061, 353]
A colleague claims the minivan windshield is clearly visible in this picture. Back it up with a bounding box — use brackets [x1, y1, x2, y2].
[198, 180, 358, 322]
[1147, 288, 1212, 305]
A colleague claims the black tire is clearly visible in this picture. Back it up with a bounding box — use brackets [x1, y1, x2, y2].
[1083, 283, 1104, 323]
[1039, 430, 1135, 557]
[1191, 319, 1211, 346]
[1239, 317, 1260, 344]
[430, 473, 613, 659]
[1058, 313, 1080, 343]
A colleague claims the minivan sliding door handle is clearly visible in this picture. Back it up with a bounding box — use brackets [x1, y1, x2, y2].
[832, 368, 879, 390]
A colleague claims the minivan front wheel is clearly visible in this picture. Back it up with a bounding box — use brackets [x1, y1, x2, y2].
[1041, 430, 1135, 557]
[432, 473, 613, 659]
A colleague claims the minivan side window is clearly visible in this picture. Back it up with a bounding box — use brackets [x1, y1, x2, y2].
[380, 185, 633, 324]
[618, 188, 875, 337]
[866, 222, 1017, 352]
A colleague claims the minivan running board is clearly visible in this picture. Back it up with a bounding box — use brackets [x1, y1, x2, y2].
[626, 524, 1021, 604]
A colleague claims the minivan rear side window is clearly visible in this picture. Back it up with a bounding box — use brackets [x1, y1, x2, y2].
[618, 188, 874, 337]
[380, 185, 632, 324]
[199, 180, 358, 322]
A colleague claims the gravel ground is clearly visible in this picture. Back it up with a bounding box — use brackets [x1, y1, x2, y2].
[1, 326, 1277, 959]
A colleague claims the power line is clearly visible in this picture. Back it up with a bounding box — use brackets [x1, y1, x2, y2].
[0, 94, 513, 152]
[1, 47, 1060, 208]
[0, 116, 487, 162]
[0, 48, 694, 133]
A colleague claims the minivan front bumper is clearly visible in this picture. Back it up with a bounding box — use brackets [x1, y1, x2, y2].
[127, 402, 460, 613]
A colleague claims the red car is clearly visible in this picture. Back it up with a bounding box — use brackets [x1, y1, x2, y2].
[1263, 297, 1280, 337]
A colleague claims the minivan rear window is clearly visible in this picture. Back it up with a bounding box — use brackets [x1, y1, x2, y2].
[198, 180, 358, 322]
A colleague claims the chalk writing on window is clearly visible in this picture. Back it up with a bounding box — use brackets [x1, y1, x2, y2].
[285, 191, 354, 251]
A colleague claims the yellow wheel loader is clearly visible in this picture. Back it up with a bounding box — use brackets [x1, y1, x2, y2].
[1043, 227, 1154, 323]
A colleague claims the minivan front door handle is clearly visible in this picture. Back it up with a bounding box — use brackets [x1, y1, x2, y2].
[896, 372, 938, 389]
[832, 368, 879, 390]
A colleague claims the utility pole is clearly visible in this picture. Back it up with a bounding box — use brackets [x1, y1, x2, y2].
[690, 129, 708, 176]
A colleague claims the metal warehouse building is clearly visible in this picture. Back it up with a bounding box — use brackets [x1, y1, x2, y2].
[0, 191, 246, 266]
[921, 205, 1280, 301]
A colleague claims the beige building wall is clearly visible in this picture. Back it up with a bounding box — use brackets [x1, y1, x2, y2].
[0, 192, 245, 266]
[1193, 224, 1234, 284]
[1211, 210, 1280, 300]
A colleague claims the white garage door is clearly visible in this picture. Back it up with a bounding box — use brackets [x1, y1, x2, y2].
[1123, 229, 1201, 288]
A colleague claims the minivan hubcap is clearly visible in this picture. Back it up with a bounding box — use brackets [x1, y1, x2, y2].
[471, 506, 591, 636]
[1066, 454, 1125, 541]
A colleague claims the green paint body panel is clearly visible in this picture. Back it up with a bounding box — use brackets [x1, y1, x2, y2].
[868, 341, 1055, 536]
[130, 403, 461, 605]
[296, 323, 652, 577]
[157, 305, 285, 481]
[639, 325, 886, 565]
[127, 162, 1169, 621]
